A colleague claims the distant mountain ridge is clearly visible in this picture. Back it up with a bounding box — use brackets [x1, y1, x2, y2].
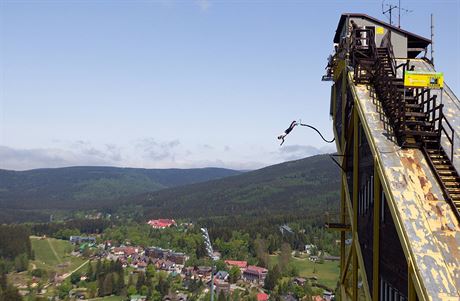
[131, 154, 340, 220]
[0, 166, 242, 211]
[0, 155, 340, 224]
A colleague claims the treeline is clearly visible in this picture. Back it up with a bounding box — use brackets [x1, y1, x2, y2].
[0, 263, 22, 301]
[198, 213, 339, 256]
[0, 225, 32, 273]
[0, 226, 30, 301]
[31, 219, 111, 239]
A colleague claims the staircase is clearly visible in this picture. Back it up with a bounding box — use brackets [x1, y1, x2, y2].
[351, 32, 460, 222]
[424, 142, 460, 220]
[373, 47, 439, 148]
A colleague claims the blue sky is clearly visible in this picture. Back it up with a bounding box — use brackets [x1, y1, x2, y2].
[1, 0, 459, 170]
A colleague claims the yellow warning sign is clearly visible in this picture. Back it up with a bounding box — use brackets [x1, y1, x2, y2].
[376, 27, 384, 35]
[404, 71, 444, 89]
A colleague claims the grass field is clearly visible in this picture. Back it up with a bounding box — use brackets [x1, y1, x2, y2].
[269, 254, 339, 289]
[31, 236, 87, 273]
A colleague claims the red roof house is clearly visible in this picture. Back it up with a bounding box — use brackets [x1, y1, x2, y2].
[257, 293, 269, 301]
[243, 266, 268, 283]
[225, 260, 248, 269]
[147, 219, 176, 229]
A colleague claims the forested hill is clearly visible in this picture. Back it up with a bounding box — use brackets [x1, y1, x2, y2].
[132, 154, 340, 223]
[0, 166, 241, 211]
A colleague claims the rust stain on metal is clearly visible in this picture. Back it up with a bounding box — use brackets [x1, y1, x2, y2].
[354, 77, 460, 299]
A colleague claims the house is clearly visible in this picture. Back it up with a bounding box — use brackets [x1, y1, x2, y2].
[293, 277, 306, 286]
[312, 296, 325, 301]
[225, 260, 248, 270]
[112, 246, 139, 257]
[69, 236, 96, 245]
[304, 244, 316, 255]
[157, 260, 175, 271]
[309, 256, 319, 262]
[322, 291, 334, 301]
[333, 13, 430, 59]
[146, 247, 166, 259]
[147, 219, 176, 229]
[257, 293, 269, 301]
[215, 271, 229, 281]
[279, 225, 294, 235]
[243, 266, 268, 284]
[136, 261, 147, 272]
[197, 266, 212, 277]
[215, 281, 230, 295]
[167, 252, 187, 265]
[182, 266, 195, 278]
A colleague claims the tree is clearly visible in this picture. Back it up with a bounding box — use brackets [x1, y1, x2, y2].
[70, 271, 81, 285]
[127, 285, 137, 296]
[215, 260, 227, 272]
[228, 266, 241, 283]
[279, 243, 291, 274]
[136, 272, 146, 293]
[102, 273, 114, 296]
[14, 253, 28, 272]
[58, 280, 72, 299]
[218, 290, 227, 301]
[146, 263, 156, 279]
[264, 265, 281, 291]
[0, 285, 22, 301]
[254, 238, 269, 268]
[95, 259, 102, 278]
[156, 272, 170, 297]
[87, 261, 95, 281]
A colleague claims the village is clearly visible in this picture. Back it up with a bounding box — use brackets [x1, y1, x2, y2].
[61, 219, 336, 301]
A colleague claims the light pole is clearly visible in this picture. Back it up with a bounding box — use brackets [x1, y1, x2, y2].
[201, 228, 217, 301]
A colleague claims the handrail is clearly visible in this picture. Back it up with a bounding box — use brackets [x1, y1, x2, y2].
[441, 116, 456, 163]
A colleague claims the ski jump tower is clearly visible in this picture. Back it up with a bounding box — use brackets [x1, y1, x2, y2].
[325, 13, 460, 301]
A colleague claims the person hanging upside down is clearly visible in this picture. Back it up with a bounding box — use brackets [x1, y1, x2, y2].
[277, 120, 298, 145]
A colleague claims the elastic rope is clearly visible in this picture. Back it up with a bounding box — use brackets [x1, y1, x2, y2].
[299, 123, 335, 143]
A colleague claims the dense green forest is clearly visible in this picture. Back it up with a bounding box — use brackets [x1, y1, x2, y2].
[0, 155, 339, 225]
[132, 154, 340, 222]
[0, 226, 31, 300]
[0, 166, 241, 223]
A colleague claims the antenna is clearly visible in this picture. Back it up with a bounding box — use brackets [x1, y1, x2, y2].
[382, 0, 412, 27]
[431, 13, 434, 65]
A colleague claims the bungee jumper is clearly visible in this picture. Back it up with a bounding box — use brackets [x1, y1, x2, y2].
[277, 120, 335, 146]
[277, 120, 298, 146]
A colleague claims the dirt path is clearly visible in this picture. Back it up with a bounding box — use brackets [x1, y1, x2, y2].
[62, 260, 89, 280]
[47, 238, 62, 264]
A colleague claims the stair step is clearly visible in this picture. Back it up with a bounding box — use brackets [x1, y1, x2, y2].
[406, 120, 433, 127]
[429, 154, 447, 159]
[403, 130, 439, 137]
[439, 170, 457, 176]
[434, 165, 455, 171]
[445, 181, 460, 187]
[405, 103, 422, 109]
[405, 112, 426, 118]
[447, 188, 460, 193]
[440, 176, 460, 182]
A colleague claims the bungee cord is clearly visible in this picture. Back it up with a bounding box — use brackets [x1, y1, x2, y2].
[277, 120, 335, 146]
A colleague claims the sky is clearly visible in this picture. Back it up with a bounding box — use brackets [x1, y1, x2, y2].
[1, 0, 459, 170]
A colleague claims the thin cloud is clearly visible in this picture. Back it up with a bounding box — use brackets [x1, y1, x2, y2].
[195, 0, 210, 11]
[0, 145, 113, 170]
[136, 138, 181, 161]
